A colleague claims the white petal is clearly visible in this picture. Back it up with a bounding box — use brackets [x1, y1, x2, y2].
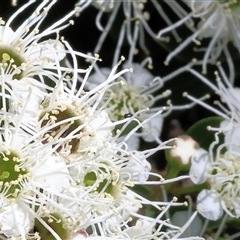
[221, 120, 240, 151]
[122, 190, 142, 220]
[34, 155, 70, 192]
[122, 134, 140, 151]
[220, 88, 240, 106]
[142, 113, 163, 142]
[87, 67, 110, 89]
[190, 148, 209, 184]
[123, 63, 153, 86]
[197, 189, 223, 221]
[131, 158, 151, 183]
[123, 219, 153, 237]
[197, 14, 228, 39]
[9, 79, 45, 125]
[0, 202, 33, 237]
[26, 39, 65, 65]
[0, 26, 14, 42]
[87, 110, 113, 138]
[8, 129, 31, 150]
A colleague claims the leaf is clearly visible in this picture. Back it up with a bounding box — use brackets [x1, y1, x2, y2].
[186, 116, 225, 153]
[113, 119, 140, 137]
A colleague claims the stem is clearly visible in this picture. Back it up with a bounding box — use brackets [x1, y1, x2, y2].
[168, 182, 209, 197]
[164, 166, 180, 191]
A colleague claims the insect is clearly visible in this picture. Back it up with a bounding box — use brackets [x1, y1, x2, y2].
[124, 113, 133, 118]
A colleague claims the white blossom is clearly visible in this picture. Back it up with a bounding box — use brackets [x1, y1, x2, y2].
[0, 1, 79, 83]
[87, 61, 167, 147]
[184, 63, 240, 136]
[0, 2, 209, 239]
[190, 142, 240, 220]
[159, 0, 240, 79]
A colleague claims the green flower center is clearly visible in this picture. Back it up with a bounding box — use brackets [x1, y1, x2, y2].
[104, 83, 151, 121]
[34, 213, 69, 240]
[0, 150, 28, 198]
[0, 46, 26, 80]
[84, 169, 114, 195]
[40, 104, 82, 154]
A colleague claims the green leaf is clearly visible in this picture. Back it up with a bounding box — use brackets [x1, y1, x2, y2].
[186, 116, 225, 153]
[130, 184, 151, 199]
[113, 119, 140, 137]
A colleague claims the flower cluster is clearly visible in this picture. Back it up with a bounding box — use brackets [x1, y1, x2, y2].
[5, 0, 240, 238]
[0, 1, 205, 240]
[71, 0, 240, 239]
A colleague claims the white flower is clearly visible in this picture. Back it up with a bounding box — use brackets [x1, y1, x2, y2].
[184, 64, 240, 134]
[190, 144, 240, 220]
[87, 59, 169, 147]
[0, 3, 207, 238]
[34, 56, 134, 161]
[37, 95, 113, 158]
[159, 0, 240, 77]
[1, 76, 48, 130]
[176, 61, 240, 221]
[58, 134, 198, 239]
[0, 1, 78, 81]
[89, 199, 202, 239]
[0, 116, 75, 238]
[17, 49, 176, 238]
[63, 146, 153, 217]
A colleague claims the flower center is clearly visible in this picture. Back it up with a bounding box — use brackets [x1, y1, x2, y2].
[34, 213, 70, 240]
[40, 103, 82, 154]
[0, 46, 26, 79]
[0, 149, 29, 198]
[84, 167, 115, 196]
[104, 83, 151, 121]
[211, 153, 240, 209]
